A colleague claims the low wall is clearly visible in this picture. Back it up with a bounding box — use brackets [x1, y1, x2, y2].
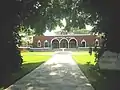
[28, 47, 91, 52]
[29, 48, 52, 52]
[19, 47, 99, 52]
[65, 47, 89, 51]
[18, 47, 30, 52]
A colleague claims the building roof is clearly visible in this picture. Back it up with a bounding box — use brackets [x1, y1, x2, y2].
[43, 34, 92, 36]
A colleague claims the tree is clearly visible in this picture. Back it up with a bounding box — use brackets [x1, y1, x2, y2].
[0, 0, 23, 86]
[23, 0, 120, 54]
[22, 0, 89, 34]
[19, 25, 35, 46]
[78, 0, 120, 55]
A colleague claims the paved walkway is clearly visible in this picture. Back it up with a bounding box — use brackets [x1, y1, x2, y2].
[5, 51, 94, 90]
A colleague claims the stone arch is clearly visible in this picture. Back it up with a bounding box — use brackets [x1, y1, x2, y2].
[81, 39, 87, 47]
[51, 38, 59, 48]
[60, 38, 69, 48]
[69, 38, 78, 48]
[37, 40, 41, 47]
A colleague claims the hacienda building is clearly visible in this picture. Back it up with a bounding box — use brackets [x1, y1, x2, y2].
[32, 34, 101, 49]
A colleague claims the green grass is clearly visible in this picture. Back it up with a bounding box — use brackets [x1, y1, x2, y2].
[72, 51, 96, 65]
[21, 52, 54, 56]
[72, 51, 98, 82]
[3, 52, 53, 88]
[21, 52, 53, 64]
[72, 51, 120, 90]
[72, 51, 103, 90]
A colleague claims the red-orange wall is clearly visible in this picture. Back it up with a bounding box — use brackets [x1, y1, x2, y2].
[33, 35, 101, 47]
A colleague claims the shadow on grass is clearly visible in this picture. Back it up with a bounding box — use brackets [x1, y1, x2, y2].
[2, 61, 45, 89]
[78, 63, 120, 90]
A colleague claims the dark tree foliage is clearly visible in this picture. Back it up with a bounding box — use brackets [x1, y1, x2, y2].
[24, 0, 120, 54]
[0, 0, 23, 86]
[81, 0, 120, 54]
[23, 0, 87, 34]
[19, 0, 120, 57]
[22, 0, 120, 63]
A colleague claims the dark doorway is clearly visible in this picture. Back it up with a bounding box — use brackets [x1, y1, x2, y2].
[81, 41, 86, 47]
[52, 39, 59, 48]
[60, 39, 68, 48]
[69, 39, 77, 48]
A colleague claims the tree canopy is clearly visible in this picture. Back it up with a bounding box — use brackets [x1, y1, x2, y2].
[23, 0, 87, 34]
[22, 0, 119, 34]
[30, 0, 120, 53]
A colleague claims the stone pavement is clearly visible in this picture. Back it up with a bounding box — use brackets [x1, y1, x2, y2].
[5, 51, 94, 90]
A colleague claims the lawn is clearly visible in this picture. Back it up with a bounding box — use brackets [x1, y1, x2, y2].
[72, 51, 96, 65]
[72, 51, 98, 84]
[72, 51, 105, 90]
[72, 51, 120, 90]
[3, 52, 53, 89]
[21, 52, 54, 64]
[21, 52, 54, 56]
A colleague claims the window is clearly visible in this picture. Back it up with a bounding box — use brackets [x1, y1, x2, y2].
[81, 39, 86, 47]
[37, 40, 41, 47]
[95, 39, 99, 46]
[44, 40, 49, 47]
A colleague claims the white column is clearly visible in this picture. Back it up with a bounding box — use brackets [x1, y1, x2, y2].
[59, 42, 60, 48]
[68, 42, 69, 48]
[51, 42, 52, 49]
[76, 42, 78, 48]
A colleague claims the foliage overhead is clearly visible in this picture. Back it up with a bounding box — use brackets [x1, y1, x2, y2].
[22, 0, 118, 32]
[21, 0, 120, 52]
[22, 0, 88, 34]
